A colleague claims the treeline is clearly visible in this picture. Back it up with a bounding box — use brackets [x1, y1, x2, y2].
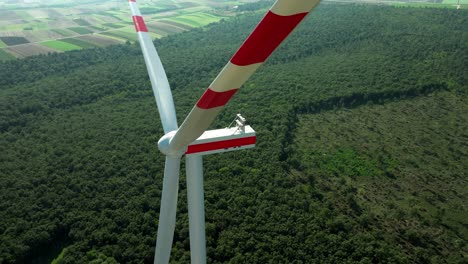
[294, 82, 449, 115]
[236, 0, 274, 12]
[0, 3, 467, 264]
[0, 45, 141, 89]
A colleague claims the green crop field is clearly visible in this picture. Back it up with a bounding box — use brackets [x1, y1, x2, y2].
[77, 34, 122, 46]
[158, 20, 193, 30]
[0, 20, 49, 31]
[89, 26, 107, 32]
[60, 37, 100, 49]
[40, 40, 82, 52]
[102, 23, 126, 29]
[0, 39, 6, 48]
[100, 29, 138, 42]
[51, 29, 76, 37]
[443, 0, 468, 4]
[389, 0, 468, 8]
[68, 27, 94, 35]
[73, 18, 91, 26]
[147, 21, 185, 34]
[0, 48, 14, 60]
[164, 12, 222, 27]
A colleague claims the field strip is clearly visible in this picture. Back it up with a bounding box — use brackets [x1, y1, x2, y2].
[0, 12, 222, 51]
[40, 40, 82, 51]
[0, 29, 127, 50]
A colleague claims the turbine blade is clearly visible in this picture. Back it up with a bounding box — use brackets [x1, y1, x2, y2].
[154, 156, 181, 264]
[129, 0, 178, 134]
[186, 155, 206, 264]
[169, 0, 321, 151]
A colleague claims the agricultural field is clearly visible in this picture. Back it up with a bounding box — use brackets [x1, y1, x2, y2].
[51, 28, 77, 37]
[163, 12, 222, 27]
[0, 0, 258, 60]
[60, 37, 101, 49]
[391, 0, 468, 8]
[76, 34, 123, 47]
[40, 40, 82, 51]
[329, 0, 468, 8]
[99, 29, 140, 42]
[67, 26, 94, 35]
[0, 48, 14, 60]
[0, 36, 29, 46]
[5, 43, 57, 57]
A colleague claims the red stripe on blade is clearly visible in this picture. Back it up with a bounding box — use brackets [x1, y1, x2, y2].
[132, 16, 148, 32]
[231, 11, 308, 66]
[129, 0, 136, 2]
[186, 136, 256, 154]
[196, 88, 238, 109]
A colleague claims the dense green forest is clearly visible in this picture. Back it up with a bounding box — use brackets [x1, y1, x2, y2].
[0, 3, 467, 263]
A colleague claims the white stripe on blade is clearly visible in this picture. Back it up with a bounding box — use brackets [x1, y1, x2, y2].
[210, 62, 261, 92]
[138, 32, 178, 133]
[129, 2, 142, 16]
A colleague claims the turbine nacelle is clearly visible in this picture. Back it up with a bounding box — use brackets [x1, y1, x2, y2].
[158, 114, 256, 157]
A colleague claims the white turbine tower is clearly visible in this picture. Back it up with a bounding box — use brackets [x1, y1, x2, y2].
[128, 0, 321, 263]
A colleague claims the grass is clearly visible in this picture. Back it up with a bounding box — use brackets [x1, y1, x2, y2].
[73, 18, 91, 26]
[140, 7, 175, 14]
[100, 29, 138, 42]
[164, 12, 222, 27]
[60, 38, 100, 49]
[102, 23, 125, 29]
[0, 48, 15, 60]
[392, 0, 468, 8]
[146, 22, 185, 34]
[68, 27, 94, 35]
[159, 20, 193, 30]
[393, 3, 459, 8]
[0, 21, 49, 31]
[40, 40, 82, 51]
[88, 26, 107, 31]
[442, 0, 468, 3]
[78, 34, 122, 46]
[51, 29, 75, 37]
[0, 40, 6, 48]
[51, 248, 66, 264]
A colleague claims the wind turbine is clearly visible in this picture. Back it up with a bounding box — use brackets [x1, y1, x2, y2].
[128, 0, 321, 263]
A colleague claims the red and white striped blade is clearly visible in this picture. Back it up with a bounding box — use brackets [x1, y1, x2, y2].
[129, 0, 178, 134]
[169, 0, 321, 152]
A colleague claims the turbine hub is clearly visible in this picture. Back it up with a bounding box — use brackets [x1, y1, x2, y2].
[158, 130, 185, 157]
